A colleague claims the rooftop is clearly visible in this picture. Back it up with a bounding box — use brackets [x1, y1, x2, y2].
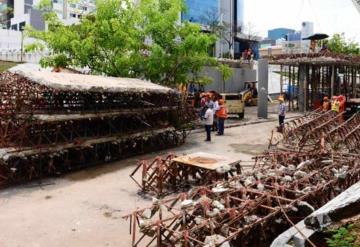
[267, 52, 360, 66]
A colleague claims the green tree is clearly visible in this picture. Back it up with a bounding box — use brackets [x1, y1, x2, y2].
[138, 0, 218, 86]
[27, 0, 223, 88]
[326, 33, 360, 55]
[218, 63, 233, 92]
[28, 0, 144, 77]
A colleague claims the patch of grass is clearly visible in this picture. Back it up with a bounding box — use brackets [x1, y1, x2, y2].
[0, 61, 20, 72]
[326, 224, 357, 247]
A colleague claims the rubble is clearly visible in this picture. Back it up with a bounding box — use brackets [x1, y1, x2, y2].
[123, 151, 360, 246]
[130, 152, 241, 197]
[123, 111, 360, 247]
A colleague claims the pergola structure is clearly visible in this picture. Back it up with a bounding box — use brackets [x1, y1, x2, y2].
[268, 52, 360, 112]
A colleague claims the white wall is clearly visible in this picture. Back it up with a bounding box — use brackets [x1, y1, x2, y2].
[0, 29, 38, 50]
[13, 0, 25, 18]
[0, 29, 47, 63]
[0, 51, 45, 63]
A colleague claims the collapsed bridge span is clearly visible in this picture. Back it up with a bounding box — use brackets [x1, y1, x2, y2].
[0, 66, 195, 186]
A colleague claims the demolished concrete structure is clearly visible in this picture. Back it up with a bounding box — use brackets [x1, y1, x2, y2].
[123, 111, 360, 247]
[0, 65, 195, 186]
[271, 181, 360, 247]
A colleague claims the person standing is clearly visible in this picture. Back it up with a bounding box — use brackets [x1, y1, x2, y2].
[322, 96, 330, 111]
[204, 102, 214, 142]
[278, 96, 286, 133]
[212, 95, 219, 132]
[216, 99, 228, 135]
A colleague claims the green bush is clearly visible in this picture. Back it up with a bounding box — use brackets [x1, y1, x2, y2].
[326, 224, 356, 247]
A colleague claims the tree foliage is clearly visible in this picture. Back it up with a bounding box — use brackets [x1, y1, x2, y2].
[217, 63, 233, 92]
[27, 0, 221, 87]
[200, 7, 241, 58]
[326, 33, 360, 55]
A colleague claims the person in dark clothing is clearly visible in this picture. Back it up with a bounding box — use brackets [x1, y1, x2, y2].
[278, 96, 286, 133]
[203, 102, 214, 141]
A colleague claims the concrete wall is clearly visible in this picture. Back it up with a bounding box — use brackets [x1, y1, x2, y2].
[0, 51, 45, 63]
[202, 66, 256, 93]
[0, 29, 45, 63]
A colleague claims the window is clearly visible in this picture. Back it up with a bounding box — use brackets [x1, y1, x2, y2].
[82, 6, 87, 11]
[19, 21, 26, 31]
[70, 13, 76, 18]
[182, 0, 219, 25]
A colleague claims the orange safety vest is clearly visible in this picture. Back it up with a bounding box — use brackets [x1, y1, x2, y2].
[216, 105, 228, 119]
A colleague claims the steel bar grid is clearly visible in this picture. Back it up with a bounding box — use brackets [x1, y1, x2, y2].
[0, 72, 196, 187]
[124, 111, 360, 246]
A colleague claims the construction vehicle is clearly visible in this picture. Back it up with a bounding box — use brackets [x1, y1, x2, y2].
[220, 93, 245, 119]
[240, 81, 258, 106]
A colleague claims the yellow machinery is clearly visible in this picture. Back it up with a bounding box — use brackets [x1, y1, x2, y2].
[240, 81, 258, 106]
[220, 93, 245, 119]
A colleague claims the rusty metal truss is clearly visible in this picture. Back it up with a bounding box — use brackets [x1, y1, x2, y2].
[271, 110, 360, 153]
[0, 72, 196, 187]
[123, 152, 360, 247]
[130, 154, 242, 197]
[124, 110, 360, 246]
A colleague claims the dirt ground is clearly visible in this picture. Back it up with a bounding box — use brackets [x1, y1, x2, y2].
[0, 108, 297, 247]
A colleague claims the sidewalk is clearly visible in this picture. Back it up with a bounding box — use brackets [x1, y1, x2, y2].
[193, 103, 303, 133]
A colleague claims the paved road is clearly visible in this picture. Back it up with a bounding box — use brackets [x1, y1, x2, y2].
[0, 108, 300, 247]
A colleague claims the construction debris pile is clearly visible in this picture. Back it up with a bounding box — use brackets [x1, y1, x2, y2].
[130, 152, 242, 197]
[124, 111, 360, 247]
[0, 68, 195, 187]
[275, 109, 360, 153]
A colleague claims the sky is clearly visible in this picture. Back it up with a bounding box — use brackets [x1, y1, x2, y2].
[244, 0, 360, 43]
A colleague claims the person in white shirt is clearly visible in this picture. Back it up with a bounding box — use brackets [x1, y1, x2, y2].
[204, 102, 214, 141]
[213, 99, 220, 132]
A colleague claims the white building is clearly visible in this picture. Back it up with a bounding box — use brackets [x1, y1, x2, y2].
[10, 0, 95, 31]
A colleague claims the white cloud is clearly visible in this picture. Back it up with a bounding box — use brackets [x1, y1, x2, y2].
[244, 0, 360, 43]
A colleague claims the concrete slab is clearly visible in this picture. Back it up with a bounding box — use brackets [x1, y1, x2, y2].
[271, 181, 360, 247]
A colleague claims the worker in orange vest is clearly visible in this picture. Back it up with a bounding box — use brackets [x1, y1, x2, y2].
[338, 95, 346, 113]
[322, 96, 330, 111]
[216, 99, 228, 136]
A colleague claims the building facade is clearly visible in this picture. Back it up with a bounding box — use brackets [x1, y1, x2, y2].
[260, 22, 315, 56]
[10, 0, 95, 31]
[268, 28, 295, 41]
[0, 0, 14, 29]
[182, 0, 253, 59]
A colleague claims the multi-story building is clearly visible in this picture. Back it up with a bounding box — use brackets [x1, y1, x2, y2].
[0, 0, 14, 29]
[268, 28, 295, 41]
[181, 0, 257, 59]
[260, 22, 315, 57]
[10, 0, 95, 31]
